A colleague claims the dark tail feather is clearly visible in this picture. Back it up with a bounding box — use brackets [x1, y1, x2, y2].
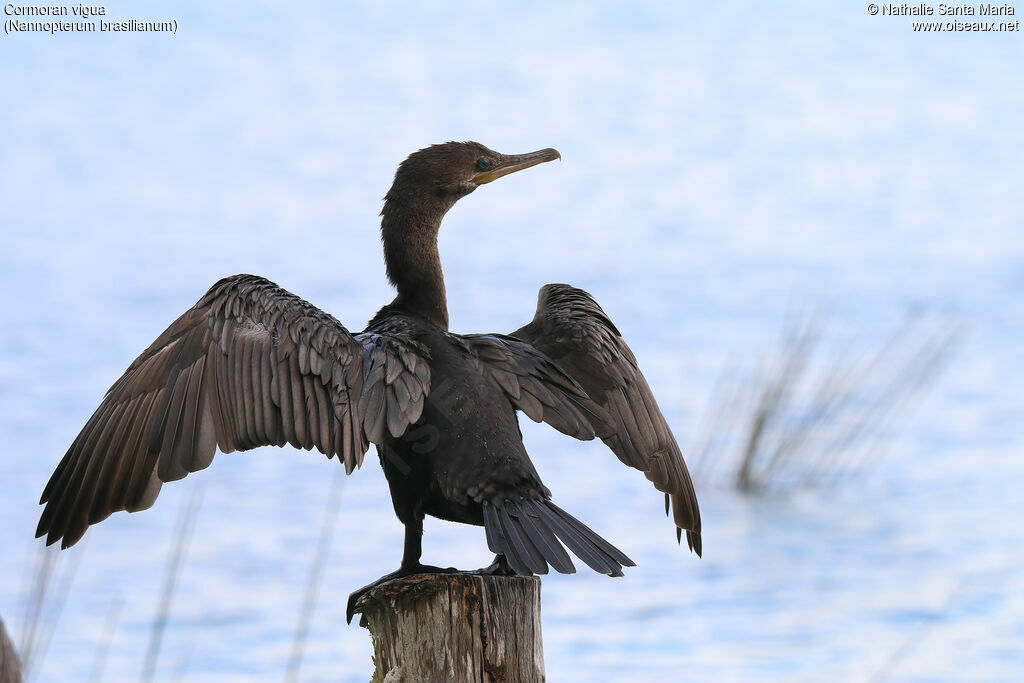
[498, 505, 548, 575]
[483, 499, 547, 575]
[516, 500, 575, 573]
[483, 498, 632, 577]
[543, 500, 635, 569]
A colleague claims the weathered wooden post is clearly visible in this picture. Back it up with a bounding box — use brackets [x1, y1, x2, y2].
[0, 616, 22, 683]
[353, 574, 544, 682]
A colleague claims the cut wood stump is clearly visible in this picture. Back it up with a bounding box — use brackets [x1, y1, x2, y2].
[354, 573, 544, 683]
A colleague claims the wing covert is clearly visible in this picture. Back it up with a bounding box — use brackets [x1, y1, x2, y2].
[455, 333, 606, 440]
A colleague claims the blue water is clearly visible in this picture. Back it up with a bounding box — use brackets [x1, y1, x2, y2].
[2, 2, 1022, 680]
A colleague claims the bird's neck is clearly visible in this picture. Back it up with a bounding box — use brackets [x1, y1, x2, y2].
[380, 190, 452, 330]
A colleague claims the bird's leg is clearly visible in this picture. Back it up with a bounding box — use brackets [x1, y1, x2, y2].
[476, 553, 516, 576]
[346, 516, 458, 623]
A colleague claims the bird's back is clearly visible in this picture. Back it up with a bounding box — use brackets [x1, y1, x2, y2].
[388, 327, 548, 511]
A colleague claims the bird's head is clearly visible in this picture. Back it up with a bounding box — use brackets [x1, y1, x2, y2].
[385, 141, 561, 210]
[378, 141, 561, 328]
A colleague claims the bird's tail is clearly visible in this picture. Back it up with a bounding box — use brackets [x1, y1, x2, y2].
[482, 497, 634, 577]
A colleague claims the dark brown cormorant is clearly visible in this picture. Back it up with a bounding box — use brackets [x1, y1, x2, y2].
[35, 142, 701, 622]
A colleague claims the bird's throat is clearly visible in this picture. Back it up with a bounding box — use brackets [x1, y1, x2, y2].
[380, 203, 450, 330]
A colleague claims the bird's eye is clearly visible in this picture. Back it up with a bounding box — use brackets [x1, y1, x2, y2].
[476, 159, 490, 171]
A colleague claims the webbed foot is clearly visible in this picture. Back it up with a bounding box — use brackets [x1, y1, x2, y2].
[475, 553, 517, 576]
[346, 563, 459, 624]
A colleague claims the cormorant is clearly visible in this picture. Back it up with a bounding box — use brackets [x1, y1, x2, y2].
[35, 142, 701, 622]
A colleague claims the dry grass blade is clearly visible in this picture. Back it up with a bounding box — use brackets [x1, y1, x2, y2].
[691, 307, 963, 493]
[88, 597, 122, 683]
[870, 573, 976, 681]
[286, 468, 345, 683]
[18, 546, 55, 675]
[734, 310, 820, 492]
[690, 364, 750, 485]
[140, 486, 204, 683]
[20, 543, 82, 683]
[821, 320, 966, 484]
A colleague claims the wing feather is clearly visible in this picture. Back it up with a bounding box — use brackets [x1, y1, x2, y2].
[457, 333, 604, 441]
[511, 284, 702, 555]
[106, 392, 157, 513]
[157, 364, 193, 482]
[37, 274, 431, 549]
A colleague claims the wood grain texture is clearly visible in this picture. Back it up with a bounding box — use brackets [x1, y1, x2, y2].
[0, 617, 21, 683]
[355, 574, 544, 683]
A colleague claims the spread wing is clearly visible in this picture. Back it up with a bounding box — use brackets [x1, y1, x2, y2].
[511, 284, 701, 555]
[37, 274, 430, 548]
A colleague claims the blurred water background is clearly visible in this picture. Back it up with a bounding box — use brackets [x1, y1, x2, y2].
[1, 2, 1022, 681]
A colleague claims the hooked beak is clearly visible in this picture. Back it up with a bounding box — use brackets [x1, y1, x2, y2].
[472, 148, 561, 185]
